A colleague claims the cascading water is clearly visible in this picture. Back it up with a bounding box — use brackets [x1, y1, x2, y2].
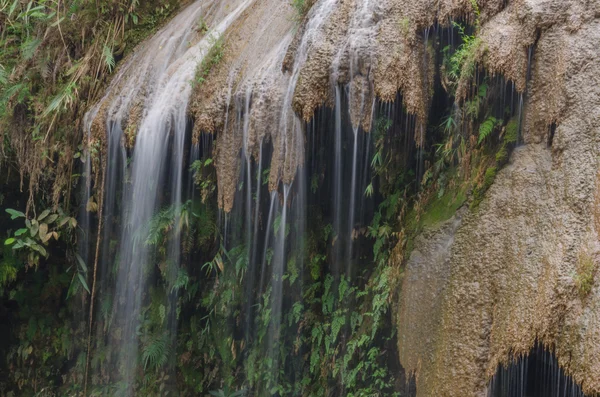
[84, 0, 254, 390]
[76, 0, 594, 395]
[488, 345, 588, 397]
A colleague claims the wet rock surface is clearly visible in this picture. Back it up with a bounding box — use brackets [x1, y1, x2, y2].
[397, 1, 600, 395]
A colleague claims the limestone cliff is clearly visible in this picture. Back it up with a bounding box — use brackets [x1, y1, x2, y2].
[396, 1, 600, 395]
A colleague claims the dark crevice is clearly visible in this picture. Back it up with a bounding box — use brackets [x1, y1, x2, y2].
[488, 344, 588, 397]
[548, 122, 557, 147]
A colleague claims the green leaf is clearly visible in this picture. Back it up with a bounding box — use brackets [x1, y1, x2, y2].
[478, 116, 498, 145]
[45, 214, 59, 224]
[78, 273, 90, 294]
[31, 243, 47, 257]
[29, 220, 39, 237]
[14, 228, 28, 236]
[8, 0, 18, 18]
[75, 252, 88, 274]
[20, 38, 42, 61]
[364, 182, 374, 197]
[58, 216, 70, 227]
[37, 209, 50, 221]
[50, 16, 65, 27]
[102, 45, 115, 73]
[6, 208, 25, 219]
[39, 223, 49, 242]
[4, 238, 15, 245]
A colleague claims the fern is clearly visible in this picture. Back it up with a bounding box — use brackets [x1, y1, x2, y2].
[477, 82, 488, 99]
[102, 44, 115, 73]
[331, 315, 345, 343]
[364, 182, 374, 197]
[42, 81, 77, 117]
[0, 64, 7, 85]
[142, 332, 169, 370]
[478, 116, 498, 144]
[440, 114, 457, 134]
[20, 38, 41, 61]
[1, 82, 29, 105]
[144, 205, 174, 246]
[67, 0, 83, 17]
[171, 268, 189, 293]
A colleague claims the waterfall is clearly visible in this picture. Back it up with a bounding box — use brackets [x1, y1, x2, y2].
[76, 0, 593, 395]
[84, 0, 254, 390]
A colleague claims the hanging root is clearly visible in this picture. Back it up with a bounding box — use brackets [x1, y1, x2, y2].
[83, 158, 106, 396]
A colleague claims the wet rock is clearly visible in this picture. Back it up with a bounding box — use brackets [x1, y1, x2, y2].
[396, 2, 600, 395]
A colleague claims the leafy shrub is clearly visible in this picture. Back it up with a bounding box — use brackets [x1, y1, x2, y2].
[194, 34, 225, 88]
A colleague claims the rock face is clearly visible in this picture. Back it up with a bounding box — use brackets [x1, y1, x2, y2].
[396, 1, 600, 396]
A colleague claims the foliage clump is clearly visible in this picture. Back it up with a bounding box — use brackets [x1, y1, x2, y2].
[194, 34, 225, 88]
[0, 0, 178, 211]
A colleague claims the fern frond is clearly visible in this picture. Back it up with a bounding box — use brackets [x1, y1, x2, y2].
[142, 332, 169, 370]
[102, 44, 115, 73]
[477, 82, 487, 99]
[478, 116, 498, 144]
[0, 64, 7, 85]
[20, 37, 41, 61]
[42, 81, 77, 117]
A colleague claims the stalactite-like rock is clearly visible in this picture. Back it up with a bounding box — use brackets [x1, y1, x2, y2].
[396, 1, 600, 396]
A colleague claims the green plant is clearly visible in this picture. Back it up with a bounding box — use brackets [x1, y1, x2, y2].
[141, 332, 170, 370]
[197, 14, 208, 33]
[191, 157, 217, 202]
[4, 207, 77, 267]
[471, 166, 497, 209]
[291, 0, 309, 22]
[194, 33, 224, 88]
[102, 44, 116, 72]
[478, 116, 500, 144]
[504, 116, 519, 144]
[443, 22, 483, 96]
[365, 116, 395, 196]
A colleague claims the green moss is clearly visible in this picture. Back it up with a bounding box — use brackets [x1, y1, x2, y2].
[420, 189, 467, 229]
[484, 166, 497, 186]
[401, 185, 466, 264]
[399, 17, 410, 37]
[575, 252, 596, 298]
[471, 166, 497, 209]
[495, 144, 508, 164]
[291, 0, 314, 22]
[504, 117, 519, 144]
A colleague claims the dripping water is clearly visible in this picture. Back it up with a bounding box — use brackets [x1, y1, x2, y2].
[488, 345, 588, 397]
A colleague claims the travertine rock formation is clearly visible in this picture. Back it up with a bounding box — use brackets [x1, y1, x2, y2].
[396, 1, 600, 395]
